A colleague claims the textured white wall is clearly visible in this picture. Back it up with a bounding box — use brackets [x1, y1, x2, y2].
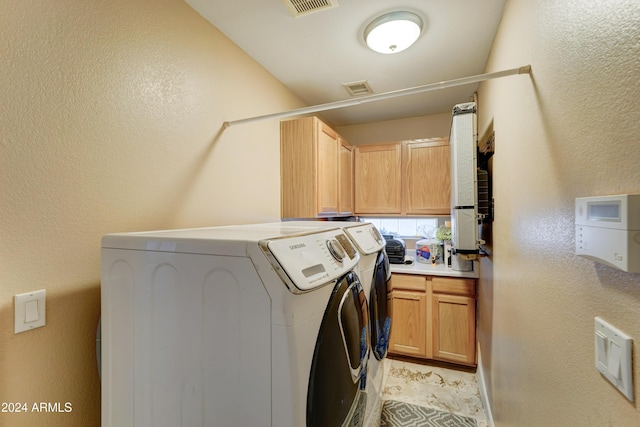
[477, 0, 640, 425]
[0, 1, 304, 425]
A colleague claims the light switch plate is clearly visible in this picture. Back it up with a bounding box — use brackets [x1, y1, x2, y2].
[595, 316, 634, 401]
[14, 289, 46, 334]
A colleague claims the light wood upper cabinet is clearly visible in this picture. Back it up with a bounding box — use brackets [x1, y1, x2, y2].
[281, 117, 341, 218]
[354, 139, 450, 216]
[354, 143, 402, 214]
[317, 122, 339, 214]
[338, 138, 354, 216]
[404, 138, 451, 215]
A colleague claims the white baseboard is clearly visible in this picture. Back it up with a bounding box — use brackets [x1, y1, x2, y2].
[476, 345, 495, 427]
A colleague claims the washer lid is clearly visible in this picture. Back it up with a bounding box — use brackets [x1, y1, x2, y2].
[263, 229, 359, 292]
[344, 223, 385, 255]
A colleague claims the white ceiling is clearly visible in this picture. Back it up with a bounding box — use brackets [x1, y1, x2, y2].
[186, 0, 507, 127]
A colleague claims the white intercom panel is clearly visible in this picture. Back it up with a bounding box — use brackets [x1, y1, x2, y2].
[575, 194, 640, 273]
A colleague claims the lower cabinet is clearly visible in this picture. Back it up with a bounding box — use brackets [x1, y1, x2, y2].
[389, 273, 477, 366]
[388, 290, 427, 357]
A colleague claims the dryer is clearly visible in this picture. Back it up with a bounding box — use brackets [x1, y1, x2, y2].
[281, 221, 391, 427]
[101, 223, 369, 427]
[342, 224, 391, 427]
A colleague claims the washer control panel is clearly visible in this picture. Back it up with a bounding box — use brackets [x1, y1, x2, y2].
[264, 229, 360, 292]
[344, 223, 385, 255]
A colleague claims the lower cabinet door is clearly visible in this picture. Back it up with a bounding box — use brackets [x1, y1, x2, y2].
[431, 293, 476, 365]
[388, 290, 426, 358]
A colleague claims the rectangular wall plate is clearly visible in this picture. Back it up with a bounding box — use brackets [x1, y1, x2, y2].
[15, 289, 46, 334]
[595, 316, 634, 401]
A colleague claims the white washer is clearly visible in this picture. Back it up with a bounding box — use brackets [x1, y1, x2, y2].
[281, 221, 390, 427]
[101, 223, 369, 427]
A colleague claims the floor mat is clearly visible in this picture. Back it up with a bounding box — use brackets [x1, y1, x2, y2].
[380, 400, 477, 427]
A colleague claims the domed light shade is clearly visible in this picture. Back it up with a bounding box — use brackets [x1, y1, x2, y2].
[364, 11, 423, 54]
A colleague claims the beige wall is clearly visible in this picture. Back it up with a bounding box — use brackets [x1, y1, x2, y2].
[1, 0, 304, 425]
[335, 112, 452, 145]
[4, 0, 640, 425]
[476, 0, 640, 425]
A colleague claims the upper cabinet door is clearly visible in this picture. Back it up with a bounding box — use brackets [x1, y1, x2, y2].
[354, 143, 402, 215]
[338, 138, 354, 216]
[280, 116, 345, 218]
[281, 117, 316, 218]
[316, 122, 339, 215]
[404, 138, 451, 215]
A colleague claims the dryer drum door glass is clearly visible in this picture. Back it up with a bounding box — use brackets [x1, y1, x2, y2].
[371, 250, 391, 360]
[307, 272, 369, 427]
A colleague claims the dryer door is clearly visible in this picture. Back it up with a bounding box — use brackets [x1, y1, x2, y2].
[370, 250, 391, 360]
[307, 271, 369, 427]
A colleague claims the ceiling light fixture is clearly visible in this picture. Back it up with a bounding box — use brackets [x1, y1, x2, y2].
[364, 11, 423, 54]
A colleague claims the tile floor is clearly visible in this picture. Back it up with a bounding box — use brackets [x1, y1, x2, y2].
[381, 357, 488, 427]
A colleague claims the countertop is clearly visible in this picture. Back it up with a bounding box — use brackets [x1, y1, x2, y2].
[390, 260, 478, 279]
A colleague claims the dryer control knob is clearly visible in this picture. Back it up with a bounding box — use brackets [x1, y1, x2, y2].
[326, 239, 346, 262]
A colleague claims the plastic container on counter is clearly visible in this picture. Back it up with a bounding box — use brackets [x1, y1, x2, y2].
[416, 239, 441, 263]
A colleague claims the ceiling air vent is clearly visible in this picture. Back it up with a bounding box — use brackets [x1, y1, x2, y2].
[343, 80, 373, 97]
[282, 0, 339, 17]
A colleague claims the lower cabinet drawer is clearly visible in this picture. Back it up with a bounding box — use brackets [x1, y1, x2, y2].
[390, 274, 426, 291]
[432, 277, 475, 297]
